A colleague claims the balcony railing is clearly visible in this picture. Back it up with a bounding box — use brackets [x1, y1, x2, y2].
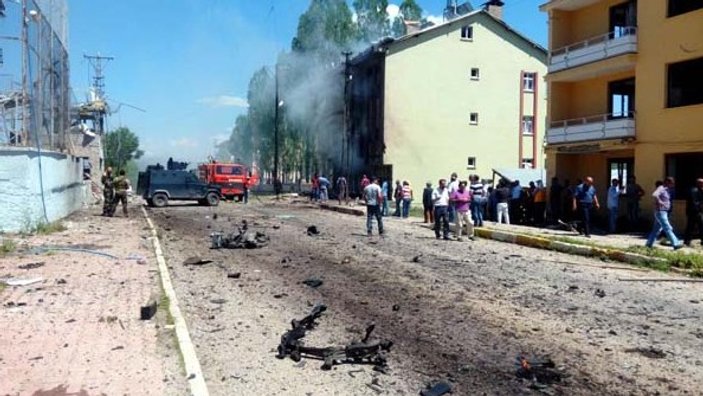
[549, 28, 637, 73]
[547, 111, 635, 144]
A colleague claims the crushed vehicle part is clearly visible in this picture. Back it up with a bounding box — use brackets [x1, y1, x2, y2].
[276, 306, 393, 371]
[515, 355, 563, 385]
[302, 278, 323, 288]
[18, 262, 45, 270]
[183, 256, 213, 265]
[210, 222, 270, 249]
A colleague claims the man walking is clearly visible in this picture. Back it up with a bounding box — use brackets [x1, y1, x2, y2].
[401, 181, 413, 218]
[607, 178, 624, 234]
[549, 177, 563, 223]
[572, 176, 600, 237]
[336, 176, 349, 206]
[318, 175, 330, 202]
[381, 179, 390, 216]
[393, 180, 403, 217]
[450, 181, 473, 241]
[422, 182, 434, 224]
[684, 178, 703, 247]
[432, 179, 450, 240]
[469, 175, 486, 227]
[646, 177, 683, 250]
[110, 169, 131, 218]
[363, 176, 384, 237]
[101, 167, 114, 216]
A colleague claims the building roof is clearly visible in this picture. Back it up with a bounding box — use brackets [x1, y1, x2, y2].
[389, 9, 546, 55]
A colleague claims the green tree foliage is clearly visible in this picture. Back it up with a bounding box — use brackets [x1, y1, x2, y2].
[103, 127, 143, 171]
[292, 0, 356, 57]
[391, 0, 424, 37]
[353, 0, 390, 42]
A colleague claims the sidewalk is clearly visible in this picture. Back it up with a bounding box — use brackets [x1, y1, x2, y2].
[0, 207, 183, 395]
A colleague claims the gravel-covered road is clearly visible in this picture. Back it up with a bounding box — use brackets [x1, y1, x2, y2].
[149, 200, 703, 395]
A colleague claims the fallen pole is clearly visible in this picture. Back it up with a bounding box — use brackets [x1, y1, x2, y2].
[617, 277, 703, 282]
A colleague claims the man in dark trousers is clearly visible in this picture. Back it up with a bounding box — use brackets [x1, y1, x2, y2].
[422, 181, 434, 224]
[572, 176, 600, 237]
[684, 178, 703, 247]
[101, 167, 114, 216]
[432, 179, 450, 240]
[110, 169, 131, 218]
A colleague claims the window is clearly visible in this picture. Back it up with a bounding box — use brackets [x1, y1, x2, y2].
[610, 1, 637, 38]
[467, 157, 476, 169]
[216, 165, 243, 175]
[668, 0, 703, 17]
[469, 112, 479, 125]
[521, 158, 534, 169]
[522, 116, 534, 135]
[608, 158, 634, 191]
[461, 25, 473, 40]
[665, 152, 703, 198]
[470, 68, 480, 80]
[608, 77, 635, 118]
[668, 57, 703, 108]
[522, 72, 535, 92]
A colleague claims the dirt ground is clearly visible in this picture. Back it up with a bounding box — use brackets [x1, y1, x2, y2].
[149, 199, 703, 396]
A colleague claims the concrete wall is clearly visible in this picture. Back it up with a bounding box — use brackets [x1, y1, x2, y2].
[383, 12, 548, 189]
[0, 147, 87, 232]
[549, 0, 626, 49]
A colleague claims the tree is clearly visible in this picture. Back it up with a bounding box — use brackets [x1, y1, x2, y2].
[103, 127, 143, 171]
[292, 0, 356, 57]
[391, 0, 424, 37]
[354, 0, 390, 43]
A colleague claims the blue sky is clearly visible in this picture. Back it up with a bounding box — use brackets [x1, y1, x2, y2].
[65, 0, 547, 167]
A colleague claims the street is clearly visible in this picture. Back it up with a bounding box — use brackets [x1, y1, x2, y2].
[149, 199, 703, 395]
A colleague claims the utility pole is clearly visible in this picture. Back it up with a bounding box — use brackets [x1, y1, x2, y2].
[20, 0, 28, 145]
[273, 62, 281, 197]
[84, 53, 114, 100]
[342, 51, 352, 179]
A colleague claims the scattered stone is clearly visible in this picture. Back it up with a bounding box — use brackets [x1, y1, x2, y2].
[307, 225, 320, 236]
[624, 346, 666, 359]
[56, 278, 67, 284]
[595, 289, 607, 298]
[273, 225, 281, 230]
[187, 373, 196, 380]
[227, 272, 242, 279]
[213, 213, 218, 220]
[18, 262, 45, 270]
[111, 345, 124, 351]
[412, 255, 423, 263]
[141, 298, 158, 320]
[609, 329, 618, 336]
[302, 278, 323, 288]
[183, 256, 213, 266]
[65, 319, 76, 324]
[565, 327, 575, 333]
[273, 293, 287, 299]
[567, 285, 579, 292]
[29, 356, 43, 361]
[420, 381, 453, 396]
[210, 298, 227, 305]
[392, 304, 400, 312]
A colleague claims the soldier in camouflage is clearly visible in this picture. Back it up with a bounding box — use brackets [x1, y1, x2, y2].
[101, 167, 114, 216]
[110, 169, 131, 217]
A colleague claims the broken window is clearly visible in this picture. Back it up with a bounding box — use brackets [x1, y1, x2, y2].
[522, 116, 534, 135]
[668, 56, 703, 108]
[470, 68, 480, 80]
[668, 0, 703, 17]
[467, 157, 476, 169]
[522, 72, 535, 92]
[469, 112, 479, 125]
[461, 25, 473, 40]
[666, 152, 703, 198]
[608, 77, 635, 118]
[522, 158, 534, 169]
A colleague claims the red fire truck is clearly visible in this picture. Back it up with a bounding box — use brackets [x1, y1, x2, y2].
[197, 162, 259, 201]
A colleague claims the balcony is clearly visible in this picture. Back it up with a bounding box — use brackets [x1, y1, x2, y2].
[549, 28, 637, 74]
[547, 112, 635, 144]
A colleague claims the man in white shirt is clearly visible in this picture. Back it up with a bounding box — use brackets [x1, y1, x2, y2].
[607, 178, 624, 234]
[432, 178, 450, 240]
[363, 176, 384, 236]
[447, 172, 459, 223]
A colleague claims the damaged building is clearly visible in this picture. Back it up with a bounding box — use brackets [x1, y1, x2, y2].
[347, 2, 547, 188]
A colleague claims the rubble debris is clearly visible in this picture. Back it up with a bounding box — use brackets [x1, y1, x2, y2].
[595, 289, 606, 298]
[56, 278, 67, 284]
[183, 256, 213, 266]
[515, 355, 563, 386]
[624, 346, 666, 359]
[2, 277, 43, 287]
[210, 298, 227, 305]
[420, 381, 453, 396]
[210, 225, 270, 249]
[141, 298, 158, 320]
[213, 213, 218, 220]
[276, 305, 393, 371]
[126, 253, 148, 264]
[227, 272, 242, 279]
[392, 304, 401, 312]
[307, 225, 320, 236]
[412, 255, 423, 263]
[302, 278, 323, 288]
[18, 262, 45, 270]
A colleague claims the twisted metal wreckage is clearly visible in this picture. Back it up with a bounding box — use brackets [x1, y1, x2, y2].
[276, 304, 393, 371]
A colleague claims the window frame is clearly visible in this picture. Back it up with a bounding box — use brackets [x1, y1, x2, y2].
[460, 25, 473, 41]
[668, 0, 703, 18]
[521, 115, 534, 135]
[667, 56, 703, 108]
[470, 67, 480, 80]
[665, 152, 703, 198]
[469, 112, 479, 125]
[467, 157, 477, 170]
[522, 72, 535, 92]
[521, 158, 534, 169]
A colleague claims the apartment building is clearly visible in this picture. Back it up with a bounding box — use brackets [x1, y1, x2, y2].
[541, 0, 703, 227]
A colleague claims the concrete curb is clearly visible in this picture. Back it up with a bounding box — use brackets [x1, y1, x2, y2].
[141, 206, 209, 396]
[473, 227, 666, 267]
